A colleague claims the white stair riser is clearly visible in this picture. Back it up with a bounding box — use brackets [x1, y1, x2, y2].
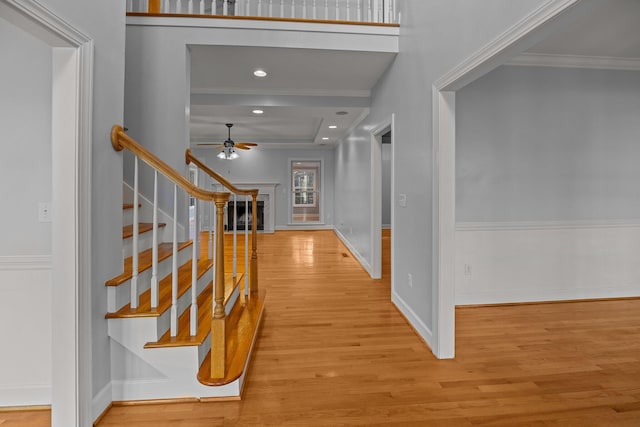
[107, 246, 193, 313]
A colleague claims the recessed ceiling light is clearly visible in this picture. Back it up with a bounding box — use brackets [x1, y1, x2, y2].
[322, 137, 330, 140]
[253, 69, 267, 77]
[252, 109, 264, 115]
[328, 125, 337, 129]
[336, 111, 348, 115]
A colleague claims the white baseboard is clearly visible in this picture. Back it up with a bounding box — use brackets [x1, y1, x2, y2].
[333, 228, 373, 276]
[92, 381, 112, 423]
[391, 291, 434, 352]
[456, 221, 640, 305]
[0, 384, 51, 407]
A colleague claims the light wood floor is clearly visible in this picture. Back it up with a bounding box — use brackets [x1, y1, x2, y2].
[6, 230, 640, 426]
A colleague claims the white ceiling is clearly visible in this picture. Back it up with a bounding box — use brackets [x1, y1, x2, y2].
[189, 45, 396, 149]
[526, 0, 640, 58]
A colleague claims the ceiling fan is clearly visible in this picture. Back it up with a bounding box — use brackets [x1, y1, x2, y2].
[196, 123, 257, 159]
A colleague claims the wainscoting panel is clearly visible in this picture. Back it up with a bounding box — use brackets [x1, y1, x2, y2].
[0, 256, 52, 406]
[455, 222, 640, 305]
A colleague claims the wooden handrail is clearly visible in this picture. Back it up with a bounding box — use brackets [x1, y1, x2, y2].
[111, 125, 217, 202]
[186, 149, 259, 198]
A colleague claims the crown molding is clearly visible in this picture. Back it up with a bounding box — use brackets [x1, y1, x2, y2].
[506, 52, 640, 71]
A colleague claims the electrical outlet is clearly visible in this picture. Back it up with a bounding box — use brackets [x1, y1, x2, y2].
[464, 264, 471, 276]
[38, 202, 52, 223]
[399, 193, 407, 207]
[407, 273, 413, 288]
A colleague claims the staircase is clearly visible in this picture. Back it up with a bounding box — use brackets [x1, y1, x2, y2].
[106, 125, 265, 402]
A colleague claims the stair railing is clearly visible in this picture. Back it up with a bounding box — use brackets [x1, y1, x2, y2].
[111, 126, 230, 352]
[129, 0, 399, 25]
[186, 149, 259, 298]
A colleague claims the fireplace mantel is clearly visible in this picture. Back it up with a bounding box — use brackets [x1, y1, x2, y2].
[212, 183, 278, 233]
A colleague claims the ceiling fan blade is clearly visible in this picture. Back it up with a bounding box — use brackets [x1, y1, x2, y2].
[235, 145, 252, 150]
[235, 142, 258, 146]
[196, 143, 224, 148]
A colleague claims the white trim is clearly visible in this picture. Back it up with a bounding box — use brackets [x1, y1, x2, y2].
[92, 381, 112, 422]
[276, 224, 334, 231]
[0, 255, 52, 270]
[507, 53, 640, 71]
[0, 1, 94, 425]
[391, 291, 433, 347]
[457, 219, 640, 232]
[369, 115, 394, 280]
[431, 0, 600, 360]
[0, 384, 51, 407]
[333, 228, 373, 276]
[457, 287, 640, 307]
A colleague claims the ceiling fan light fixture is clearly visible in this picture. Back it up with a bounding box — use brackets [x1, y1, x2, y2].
[252, 109, 264, 115]
[217, 146, 239, 160]
[328, 125, 337, 129]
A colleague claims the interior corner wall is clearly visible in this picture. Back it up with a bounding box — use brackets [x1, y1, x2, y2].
[37, 0, 127, 418]
[333, 0, 549, 351]
[0, 16, 53, 406]
[190, 146, 335, 228]
[455, 65, 640, 304]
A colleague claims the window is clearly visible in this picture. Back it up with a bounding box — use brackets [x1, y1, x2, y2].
[290, 160, 322, 224]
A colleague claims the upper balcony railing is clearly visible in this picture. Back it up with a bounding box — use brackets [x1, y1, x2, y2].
[127, 0, 399, 25]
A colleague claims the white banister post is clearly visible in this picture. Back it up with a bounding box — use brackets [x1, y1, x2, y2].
[366, 0, 371, 22]
[170, 184, 178, 337]
[131, 156, 140, 309]
[164, 0, 170, 13]
[127, 0, 133, 12]
[209, 183, 213, 259]
[211, 0, 216, 15]
[190, 193, 199, 336]
[232, 193, 237, 278]
[372, 0, 378, 22]
[151, 170, 159, 308]
[211, 200, 216, 299]
[244, 195, 249, 295]
[312, 0, 316, 19]
[268, 0, 273, 17]
[258, 0, 263, 17]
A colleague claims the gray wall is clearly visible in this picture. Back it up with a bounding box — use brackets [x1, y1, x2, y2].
[456, 65, 640, 223]
[382, 142, 391, 226]
[334, 0, 546, 338]
[0, 17, 52, 256]
[191, 147, 335, 227]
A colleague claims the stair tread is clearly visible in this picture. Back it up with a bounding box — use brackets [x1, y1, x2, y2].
[105, 241, 192, 286]
[106, 258, 213, 318]
[122, 203, 141, 210]
[122, 222, 166, 239]
[197, 290, 266, 386]
[144, 273, 242, 348]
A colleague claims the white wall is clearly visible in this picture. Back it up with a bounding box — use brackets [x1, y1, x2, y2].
[334, 0, 547, 350]
[191, 146, 335, 228]
[381, 142, 391, 226]
[0, 18, 53, 405]
[455, 65, 640, 304]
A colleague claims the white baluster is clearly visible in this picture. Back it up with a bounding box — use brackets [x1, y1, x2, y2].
[269, 0, 273, 17]
[143, 0, 149, 12]
[391, 0, 396, 24]
[232, 193, 237, 278]
[190, 193, 198, 336]
[164, 0, 171, 13]
[280, 0, 284, 17]
[346, 0, 350, 21]
[170, 184, 178, 337]
[302, 0, 307, 19]
[357, 0, 361, 22]
[367, 0, 371, 22]
[387, 0, 391, 23]
[324, 0, 328, 19]
[335, 0, 338, 20]
[244, 195, 249, 295]
[223, 0, 228, 15]
[211, 0, 216, 15]
[199, 0, 205, 14]
[127, 0, 133, 13]
[258, 0, 262, 17]
[188, 0, 193, 13]
[131, 157, 140, 309]
[291, 0, 295, 18]
[312, 0, 316, 19]
[176, 0, 182, 13]
[151, 170, 159, 308]
[209, 185, 213, 259]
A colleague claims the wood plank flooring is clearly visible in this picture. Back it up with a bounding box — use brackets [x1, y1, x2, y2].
[6, 230, 640, 426]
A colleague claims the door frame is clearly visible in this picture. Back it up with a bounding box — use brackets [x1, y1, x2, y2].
[370, 114, 394, 280]
[0, 0, 94, 424]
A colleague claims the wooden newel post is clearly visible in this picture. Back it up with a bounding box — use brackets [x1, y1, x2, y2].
[211, 192, 230, 378]
[250, 191, 259, 295]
